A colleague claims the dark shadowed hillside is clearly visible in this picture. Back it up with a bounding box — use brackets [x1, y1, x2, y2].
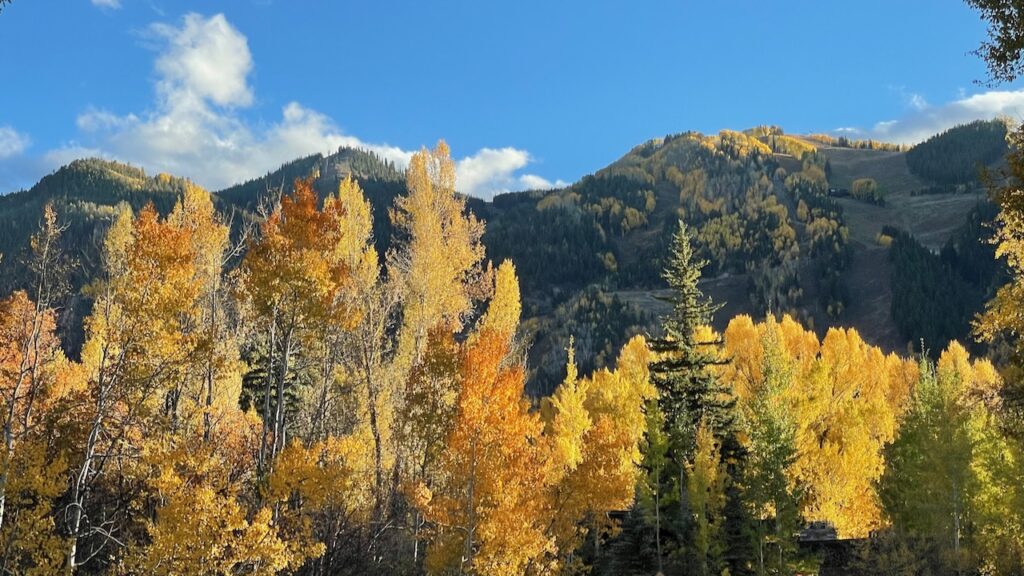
[0, 127, 1004, 385]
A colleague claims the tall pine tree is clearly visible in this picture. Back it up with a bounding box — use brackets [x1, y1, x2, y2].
[647, 220, 752, 575]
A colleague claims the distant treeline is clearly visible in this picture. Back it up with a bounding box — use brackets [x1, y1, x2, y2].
[805, 133, 907, 152]
[905, 119, 1008, 186]
[885, 203, 1006, 353]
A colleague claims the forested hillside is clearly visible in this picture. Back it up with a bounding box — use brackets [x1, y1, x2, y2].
[0, 159, 192, 293]
[904, 118, 1008, 189]
[3, 139, 1023, 575]
[0, 124, 1006, 390]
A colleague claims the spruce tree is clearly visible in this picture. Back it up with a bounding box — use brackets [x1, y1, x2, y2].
[647, 220, 752, 575]
[649, 221, 734, 444]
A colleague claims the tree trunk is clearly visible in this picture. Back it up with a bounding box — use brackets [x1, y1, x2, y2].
[953, 480, 961, 576]
[67, 386, 105, 575]
[0, 392, 17, 532]
[368, 385, 385, 522]
[775, 503, 783, 574]
[273, 330, 292, 461]
[203, 291, 218, 443]
[462, 436, 478, 574]
[655, 463, 663, 575]
[757, 525, 765, 576]
[259, 317, 276, 473]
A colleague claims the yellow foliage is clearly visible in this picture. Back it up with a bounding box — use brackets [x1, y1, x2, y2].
[392, 141, 487, 363]
[419, 330, 553, 575]
[721, 315, 916, 537]
[544, 343, 592, 473]
[475, 259, 521, 345]
[541, 336, 654, 566]
[0, 439, 67, 575]
[126, 432, 309, 575]
[688, 423, 727, 569]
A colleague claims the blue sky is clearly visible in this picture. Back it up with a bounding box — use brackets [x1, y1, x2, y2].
[1, 0, 1022, 197]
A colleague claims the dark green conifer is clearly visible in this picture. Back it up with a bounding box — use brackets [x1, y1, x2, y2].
[646, 220, 753, 575]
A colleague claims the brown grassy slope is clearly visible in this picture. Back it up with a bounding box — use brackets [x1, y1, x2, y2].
[822, 145, 989, 351]
[823, 146, 987, 249]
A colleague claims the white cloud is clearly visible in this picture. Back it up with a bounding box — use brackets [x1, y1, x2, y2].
[0, 126, 30, 159]
[454, 148, 568, 196]
[91, 0, 122, 9]
[76, 108, 136, 131]
[456, 148, 530, 196]
[150, 13, 252, 107]
[33, 12, 558, 199]
[518, 173, 564, 190]
[832, 89, 1024, 144]
[0, 127, 36, 191]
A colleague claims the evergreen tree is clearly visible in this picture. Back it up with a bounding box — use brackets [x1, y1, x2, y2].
[647, 221, 751, 575]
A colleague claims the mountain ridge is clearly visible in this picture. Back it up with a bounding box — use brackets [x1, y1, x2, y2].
[0, 122, 1006, 389]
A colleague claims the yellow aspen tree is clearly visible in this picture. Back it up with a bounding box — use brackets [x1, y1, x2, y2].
[123, 412, 302, 576]
[791, 327, 913, 537]
[720, 316, 916, 539]
[390, 140, 489, 503]
[536, 343, 592, 573]
[935, 342, 1024, 575]
[542, 335, 654, 570]
[165, 183, 241, 441]
[332, 175, 399, 524]
[721, 316, 802, 574]
[975, 125, 1024, 383]
[70, 194, 248, 573]
[544, 342, 591, 477]
[391, 141, 487, 367]
[687, 422, 727, 576]
[474, 260, 521, 346]
[68, 202, 203, 573]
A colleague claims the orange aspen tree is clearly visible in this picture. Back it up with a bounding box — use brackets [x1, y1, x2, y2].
[413, 259, 554, 575]
[238, 177, 353, 470]
[0, 290, 72, 575]
[416, 329, 553, 576]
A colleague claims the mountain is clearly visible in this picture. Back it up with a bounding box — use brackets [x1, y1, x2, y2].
[0, 159, 201, 350]
[217, 147, 409, 257]
[0, 148, 403, 291]
[217, 147, 404, 209]
[0, 125, 1004, 390]
[0, 158, 198, 294]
